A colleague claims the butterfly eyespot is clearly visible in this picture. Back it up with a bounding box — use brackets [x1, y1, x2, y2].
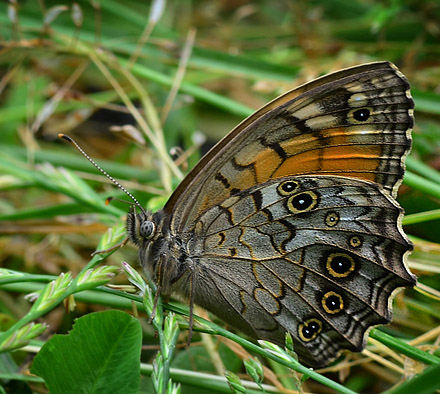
[139, 220, 155, 239]
[326, 253, 355, 278]
[322, 291, 344, 314]
[277, 180, 300, 196]
[287, 191, 319, 213]
[325, 211, 339, 227]
[299, 318, 322, 342]
[349, 235, 362, 248]
[352, 108, 371, 122]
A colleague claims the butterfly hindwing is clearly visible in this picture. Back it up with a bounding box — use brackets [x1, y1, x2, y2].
[189, 175, 414, 367]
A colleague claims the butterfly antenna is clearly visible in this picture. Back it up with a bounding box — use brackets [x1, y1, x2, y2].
[58, 133, 146, 214]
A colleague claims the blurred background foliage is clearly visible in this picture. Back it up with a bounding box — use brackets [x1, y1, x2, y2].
[0, 0, 439, 393]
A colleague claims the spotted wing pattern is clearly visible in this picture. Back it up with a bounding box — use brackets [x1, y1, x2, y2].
[188, 176, 414, 367]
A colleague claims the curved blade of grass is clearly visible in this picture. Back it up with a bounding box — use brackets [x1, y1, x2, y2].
[0, 155, 123, 217]
[1, 144, 157, 183]
[383, 361, 440, 394]
[403, 208, 440, 226]
[412, 89, 440, 115]
[403, 171, 440, 200]
[165, 305, 357, 394]
[406, 156, 440, 186]
[370, 329, 440, 366]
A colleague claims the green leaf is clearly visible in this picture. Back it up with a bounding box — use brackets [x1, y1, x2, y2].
[31, 310, 142, 394]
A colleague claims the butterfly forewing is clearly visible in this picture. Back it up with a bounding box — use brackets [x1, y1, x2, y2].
[166, 61, 413, 233]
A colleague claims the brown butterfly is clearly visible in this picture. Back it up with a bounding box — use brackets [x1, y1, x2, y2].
[123, 61, 416, 367]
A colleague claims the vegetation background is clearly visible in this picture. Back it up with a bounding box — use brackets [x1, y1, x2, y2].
[0, 1, 439, 393]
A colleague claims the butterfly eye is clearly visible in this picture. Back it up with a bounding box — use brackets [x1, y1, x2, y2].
[139, 220, 155, 239]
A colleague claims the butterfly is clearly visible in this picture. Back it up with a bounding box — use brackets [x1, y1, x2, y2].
[126, 61, 416, 368]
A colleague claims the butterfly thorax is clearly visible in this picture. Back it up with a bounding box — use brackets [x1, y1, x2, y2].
[127, 208, 192, 297]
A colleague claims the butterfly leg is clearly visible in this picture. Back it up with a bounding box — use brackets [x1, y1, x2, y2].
[149, 253, 167, 322]
[91, 237, 128, 256]
[186, 270, 196, 346]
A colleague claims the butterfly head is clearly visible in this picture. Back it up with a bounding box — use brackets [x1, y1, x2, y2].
[126, 207, 163, 282]
[126, 207, 158, 246]
[126, 207, 184, 296]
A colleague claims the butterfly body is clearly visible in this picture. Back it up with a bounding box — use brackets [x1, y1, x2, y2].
[127, 61, 416, 367]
